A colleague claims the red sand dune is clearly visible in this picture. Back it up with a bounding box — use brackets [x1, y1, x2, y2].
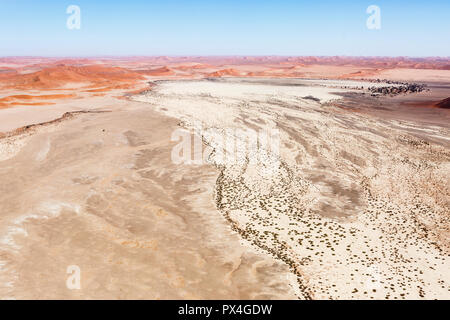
[338, 69, 382, 79]
[0, 64, 146, 109]
[0, 94, 76, 102]
[287, 64, 306, 70]
[207, 68, 242, 77]
[138, 66, 174, 76]
[171, 63, 213, 71]
[84, 83, 136, 92]
[0, 65, 144, 90]
[8, 102, 56, 106]
[0, 67, 18, 78]
[0, 93, 77, 109]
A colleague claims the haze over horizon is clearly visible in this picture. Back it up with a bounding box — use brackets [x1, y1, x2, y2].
[1, 0, 449, 57]
[2, 55, 450, 58]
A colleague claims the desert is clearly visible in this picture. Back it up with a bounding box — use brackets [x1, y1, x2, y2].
[0, 56, 449, 299]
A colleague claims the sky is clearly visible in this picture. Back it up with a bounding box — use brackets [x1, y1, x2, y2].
[0, 0, 449, 57]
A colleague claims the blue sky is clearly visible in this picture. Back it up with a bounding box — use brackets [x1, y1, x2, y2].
[0, 0, 449, 56]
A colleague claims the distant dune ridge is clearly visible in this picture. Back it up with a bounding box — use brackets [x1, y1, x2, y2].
[0, 56, 449, 109]
[0, 63, 145, 108]
[0, 64, 144, 90]
[207, 68, 242, 77]
[138, 66, 174, 76]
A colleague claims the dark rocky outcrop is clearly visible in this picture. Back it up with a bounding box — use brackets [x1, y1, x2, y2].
[435, 97, 450, 109]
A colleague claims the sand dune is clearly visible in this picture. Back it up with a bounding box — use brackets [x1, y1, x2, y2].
[2, 56, 450, 87]
[0, 56, 449, 300]
[0, 94, 76, 109]
[138, 66, 175, 76]
[207, 68, 242, 77]
[0, 65, 144, 90]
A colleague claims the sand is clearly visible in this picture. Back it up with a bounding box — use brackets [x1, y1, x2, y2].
[133, 78, 450, 299]
[0, 97, 296, 299]
[0, 58, 449, 300]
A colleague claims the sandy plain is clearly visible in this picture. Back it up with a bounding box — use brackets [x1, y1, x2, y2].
[0, 57, 449, 299]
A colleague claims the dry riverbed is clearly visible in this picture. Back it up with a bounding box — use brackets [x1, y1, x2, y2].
[0, 78, 449, 299]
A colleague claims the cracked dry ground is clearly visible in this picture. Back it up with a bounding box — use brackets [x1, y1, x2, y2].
[135, 79, 450, 299]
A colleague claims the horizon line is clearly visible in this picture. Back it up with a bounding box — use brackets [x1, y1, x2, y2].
[2, 55, 450, 59]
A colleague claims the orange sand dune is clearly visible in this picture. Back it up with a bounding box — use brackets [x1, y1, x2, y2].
[0, 57, 449, 112]
[0, 101, 55, 109]
[287, 64, 306, 70]
[337, 69, 382, 79]
[171, 63, 213, 71]
[207, 68, 242, 77]
[0, 93, 76, 109]
[84, 83, 136, 92]
[0, 65, 144, 90]
[8, 101, 56, 106]
[0, 94, 76, 102]
[138, 66, 175, 76]
[0, 67, 18, 78]
[245, 71, 264, 77]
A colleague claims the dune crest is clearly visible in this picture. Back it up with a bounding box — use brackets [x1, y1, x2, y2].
[0, 64, 144, 90]
[208, 68, 242, 77]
